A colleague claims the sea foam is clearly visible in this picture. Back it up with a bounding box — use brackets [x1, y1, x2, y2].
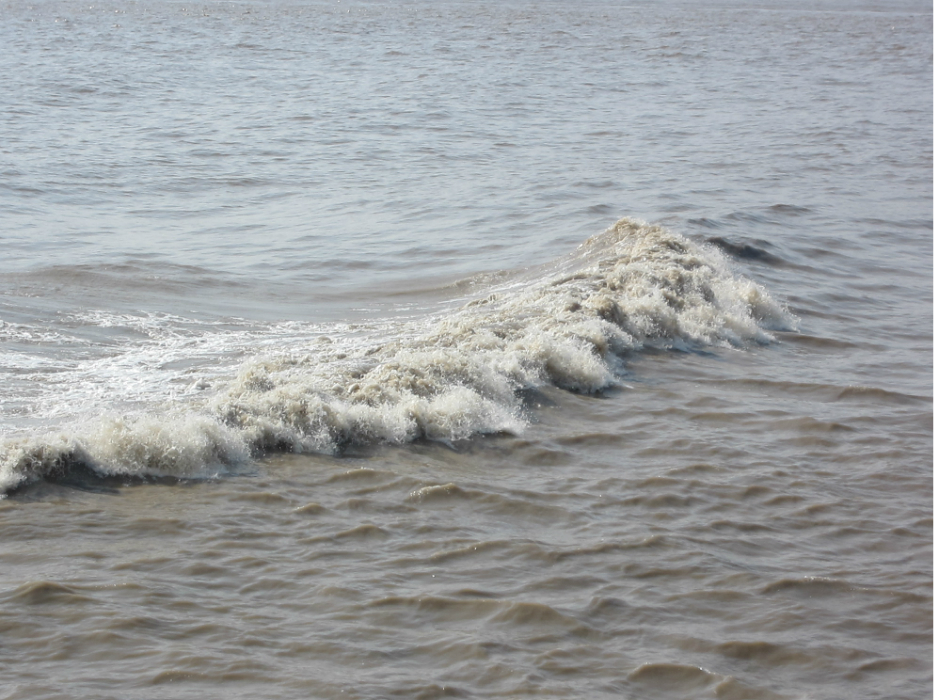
[0, 219, 791, 494]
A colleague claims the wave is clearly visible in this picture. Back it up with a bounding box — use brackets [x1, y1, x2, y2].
[0, 219, 792, 495]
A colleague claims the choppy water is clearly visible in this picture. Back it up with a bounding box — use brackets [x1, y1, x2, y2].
[0, 0, 931, 698]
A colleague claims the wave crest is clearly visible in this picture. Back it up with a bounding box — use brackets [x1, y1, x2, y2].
[1, 219, 792, 494]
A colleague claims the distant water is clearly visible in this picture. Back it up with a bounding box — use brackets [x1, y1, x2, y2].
[0, 1, 930, 699]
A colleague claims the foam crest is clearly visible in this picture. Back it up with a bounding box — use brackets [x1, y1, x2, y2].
[0, 219, 792, 494]
[0, 414, 250, 493]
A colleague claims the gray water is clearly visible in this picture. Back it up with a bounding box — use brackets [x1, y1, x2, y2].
[0, 1, 931, 698]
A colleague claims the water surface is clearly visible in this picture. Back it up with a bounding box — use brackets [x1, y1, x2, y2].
[0, 1, 931, 698]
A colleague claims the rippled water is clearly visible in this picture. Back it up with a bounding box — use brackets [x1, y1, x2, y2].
[0, 1, 931, 698]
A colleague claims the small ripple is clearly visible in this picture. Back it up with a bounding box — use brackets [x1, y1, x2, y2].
[627, 662, 719, 691]
[5, 580, 94, 605]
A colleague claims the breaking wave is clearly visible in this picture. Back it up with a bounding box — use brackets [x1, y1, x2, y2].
[0, 219, 792, 494]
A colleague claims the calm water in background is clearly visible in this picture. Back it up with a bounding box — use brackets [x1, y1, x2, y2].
[0, 1, 931, 698]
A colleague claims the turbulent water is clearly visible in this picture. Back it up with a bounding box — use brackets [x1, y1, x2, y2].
[0, 1, 931, 699]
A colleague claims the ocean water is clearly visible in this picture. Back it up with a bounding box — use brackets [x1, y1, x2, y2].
[0, 0, 931, 698]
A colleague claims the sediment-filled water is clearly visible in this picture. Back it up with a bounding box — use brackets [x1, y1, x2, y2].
[0, 1, 931, 698]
